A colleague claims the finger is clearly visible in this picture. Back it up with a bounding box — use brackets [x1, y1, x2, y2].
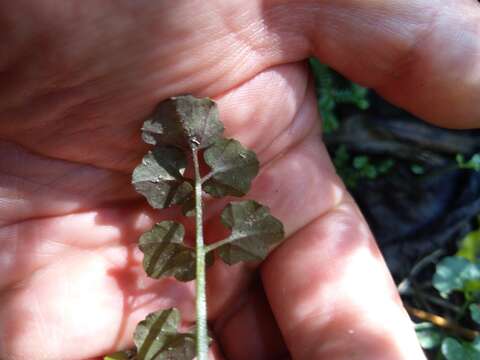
[213, 279, 288, 360]
[275, 0, 480, 127]
[261, 197, 425, 359]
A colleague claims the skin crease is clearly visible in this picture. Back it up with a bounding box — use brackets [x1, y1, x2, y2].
[0, 0, 480, 359]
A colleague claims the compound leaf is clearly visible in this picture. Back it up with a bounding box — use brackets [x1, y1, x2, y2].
[134, 308, 195, 360]
[216, 200, 284, 265]
[142, 95, 224, 150]
[132, 146, 193, 210]
[139, 221, 213, 282]
[203, 138, 259, 197]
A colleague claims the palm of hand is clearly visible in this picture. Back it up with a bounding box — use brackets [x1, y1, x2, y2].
[0, 3, 343, 359]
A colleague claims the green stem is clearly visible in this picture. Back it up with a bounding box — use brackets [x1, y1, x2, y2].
[192, 149, 208, 360]
[204, 235, 233, 253]
[201, 171, 214, 184]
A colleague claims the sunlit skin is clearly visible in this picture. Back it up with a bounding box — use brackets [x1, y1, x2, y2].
[1, 1, 479, 359]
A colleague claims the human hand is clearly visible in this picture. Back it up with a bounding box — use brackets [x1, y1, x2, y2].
[1, 1, 479, 359]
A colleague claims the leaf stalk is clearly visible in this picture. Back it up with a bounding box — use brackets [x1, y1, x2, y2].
[204, 236, 233, 253]
[200, 171, 214, 184]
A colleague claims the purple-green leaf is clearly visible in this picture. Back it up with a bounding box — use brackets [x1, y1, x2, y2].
[132, 146, 192, 210]
[139, 221, 213, 282]
[134, 308, 195, 360]
[142, 95, 224, 150]
[216, 200, 284, 265]
[203, 138, 259, 198]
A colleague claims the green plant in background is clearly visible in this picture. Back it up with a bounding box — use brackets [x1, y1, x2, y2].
[457, 221, 480, 262]
[408, 218, 480, 359]
[309, 59, 396, 187]
[411, 164, 426, 175]
[106, 96, 285, 360]
[309, 58, 370, 133]
[457, 153, 480, 172]
[332, 145, 395, 188]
